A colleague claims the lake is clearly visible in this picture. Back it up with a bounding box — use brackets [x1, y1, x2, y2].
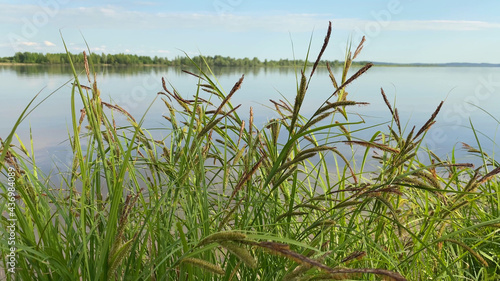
[1, 64, 499, 174]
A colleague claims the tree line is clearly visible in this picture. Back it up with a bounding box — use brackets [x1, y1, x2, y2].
[0, 52, 365, 68]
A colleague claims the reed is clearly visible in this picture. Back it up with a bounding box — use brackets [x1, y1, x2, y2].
[1, 23, 499, 280]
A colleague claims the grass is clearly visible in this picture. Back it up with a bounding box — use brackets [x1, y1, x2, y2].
[1, 22, 500, 280]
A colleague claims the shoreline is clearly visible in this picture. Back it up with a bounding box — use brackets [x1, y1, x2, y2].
[1, 62, 499, 68]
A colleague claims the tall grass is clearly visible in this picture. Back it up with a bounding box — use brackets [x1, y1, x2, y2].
[1, 22, 499, 280]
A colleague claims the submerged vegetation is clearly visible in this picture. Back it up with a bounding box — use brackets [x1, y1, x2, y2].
[1, 22, 499, 280]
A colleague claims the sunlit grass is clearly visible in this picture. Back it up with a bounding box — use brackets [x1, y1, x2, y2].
[1, 22, 499, 280]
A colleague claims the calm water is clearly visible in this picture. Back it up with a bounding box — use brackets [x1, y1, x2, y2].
[1, 64, 499, 174]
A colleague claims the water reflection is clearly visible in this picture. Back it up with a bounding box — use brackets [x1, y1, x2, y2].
[1, 65, 499, 176]
[0, 64, 347, 78]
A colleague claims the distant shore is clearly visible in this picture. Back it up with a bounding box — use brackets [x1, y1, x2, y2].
[1, 62, 500, 68]
[2, 52, 499, 68]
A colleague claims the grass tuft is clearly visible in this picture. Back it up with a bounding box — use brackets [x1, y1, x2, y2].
[1, 22, 499, 281]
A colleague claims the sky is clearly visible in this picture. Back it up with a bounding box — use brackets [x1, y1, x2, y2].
[1, 0, 500, 63]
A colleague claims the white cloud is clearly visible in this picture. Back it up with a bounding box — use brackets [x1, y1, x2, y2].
[0, 4, 329, 32]
[44, 41, 56, 46]
[99, 8, 118, 17]
[18, 41, 39, 46]
[347, 19, 500, 31]
[157, 50, 170, 54]
[94, 45, 107, 52]
[1, 3, 500, 35]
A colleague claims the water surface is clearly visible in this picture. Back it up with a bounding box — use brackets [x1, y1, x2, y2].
[1, 64, 499, 174]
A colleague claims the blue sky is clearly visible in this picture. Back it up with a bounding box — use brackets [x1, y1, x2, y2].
[1, 0, 500, 63]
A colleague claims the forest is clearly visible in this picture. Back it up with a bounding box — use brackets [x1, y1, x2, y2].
[0, 51, 355, 67]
